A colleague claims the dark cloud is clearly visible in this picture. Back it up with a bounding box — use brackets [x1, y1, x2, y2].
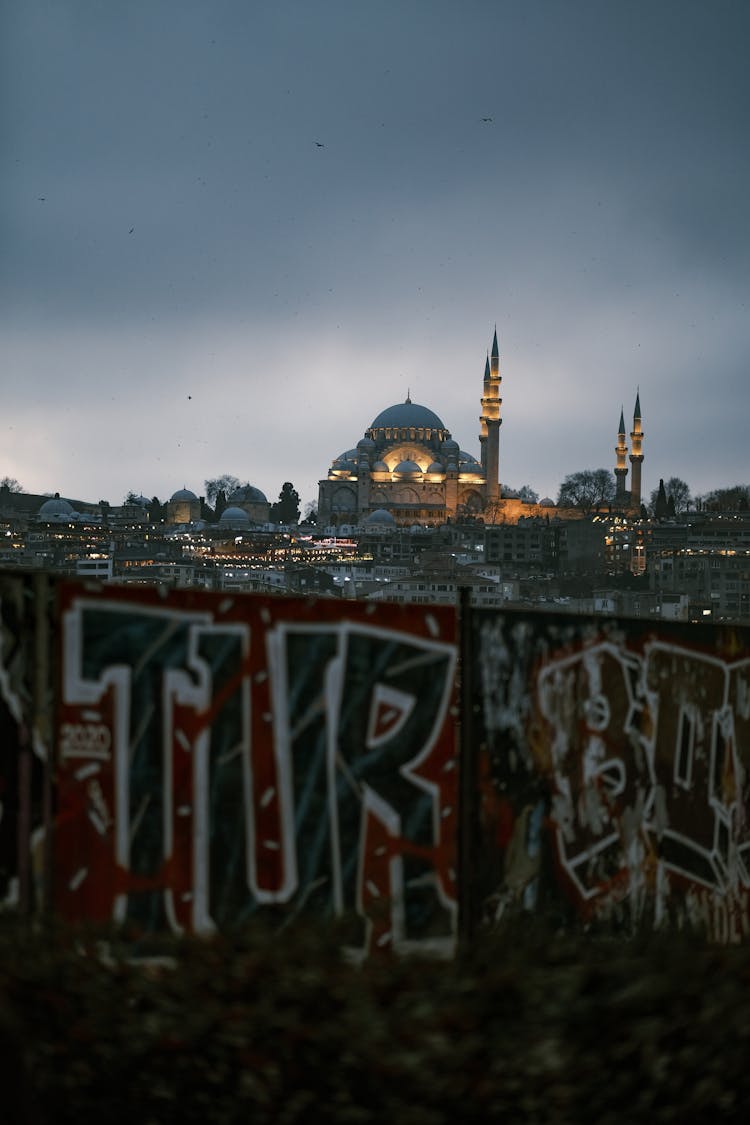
[2, 0, 749, 506]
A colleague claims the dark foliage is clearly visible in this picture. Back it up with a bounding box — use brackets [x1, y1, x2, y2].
[270, 482, 301, 525]
[0, 917, 748, 1123]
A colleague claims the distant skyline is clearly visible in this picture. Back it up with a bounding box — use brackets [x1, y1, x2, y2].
[3, 0, 749, 510]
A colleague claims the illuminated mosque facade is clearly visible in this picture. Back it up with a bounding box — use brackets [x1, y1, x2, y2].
[317, 330, 505, 528]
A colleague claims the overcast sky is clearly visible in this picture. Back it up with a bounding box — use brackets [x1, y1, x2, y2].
[3, 0, 749, 510]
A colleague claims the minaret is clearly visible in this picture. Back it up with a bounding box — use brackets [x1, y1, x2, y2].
[614, 407, 628, 506]
[629, 391, 644, 510]
[479, 354, 490, 474]
[480, 328, 502, 501]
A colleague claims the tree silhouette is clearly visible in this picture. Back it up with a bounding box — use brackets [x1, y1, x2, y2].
[698, 485, 750, 512]
[271, 482, 301, 524]
[215, 489, 228, 519]
[649, 476, 691, 515]
[653, 479, 669, 519]
[557, 469, 615, 514]
[204, 475, 241, 506]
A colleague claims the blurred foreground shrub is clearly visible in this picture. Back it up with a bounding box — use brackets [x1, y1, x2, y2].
[1, 916, 749, 1123]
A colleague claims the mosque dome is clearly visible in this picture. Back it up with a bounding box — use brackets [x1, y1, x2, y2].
[372, 460, 389, 472]
[170, 488, 198, 502]
[369, 400, 447, 433]
[228, 484, 268, 504]
[426, 461, 444, 474]
[219, 506, 251, 523]
[540, 497, 556, 507]
[364, 508, 396, 526]
[38, 496, 74, 520]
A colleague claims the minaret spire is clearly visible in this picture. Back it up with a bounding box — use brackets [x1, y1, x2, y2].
[629, 389, 644, 510]
[480, 327, 502, 502]
[479, 355, 490, 472]
[615, 406, 628, 505]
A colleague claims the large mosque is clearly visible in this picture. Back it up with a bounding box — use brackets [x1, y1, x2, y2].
[317, 330, 645, 528]
[317, 330, 505, 528]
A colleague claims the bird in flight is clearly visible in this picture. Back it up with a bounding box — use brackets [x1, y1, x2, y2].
[129, 227, 134, 234]
[314, 141, 325, 147]
[481, 116, 493, 123]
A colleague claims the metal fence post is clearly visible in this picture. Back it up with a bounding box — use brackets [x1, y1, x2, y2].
[457, 585, 479, 946]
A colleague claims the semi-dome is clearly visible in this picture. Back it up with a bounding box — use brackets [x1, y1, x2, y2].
[459, 451, 481, 466]
[170, 488, 198, 502]
[368, 399, 447, 433]
[393, 459, 422, 476]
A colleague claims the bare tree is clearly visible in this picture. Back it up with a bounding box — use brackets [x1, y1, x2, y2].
[204, 475, 241, 506]
[557, 469, 615, 514]
[649, 476, 691, 515]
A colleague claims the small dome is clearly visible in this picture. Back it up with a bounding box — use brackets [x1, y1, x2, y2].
[369, 400, 447, 433]
[219, 506, 250, 523]
[540, 497, 556, 507]
[459, 451, 481, 466]
[38, 496, 73, 519]
[394, 459, 422, 476]
[333, 458, 357, 472]
[372, 460, 389, 472]
[170, 488, 198, 502]
[364, 508, 396, 525]
[442, 439, 459, 452]
[426, 461, 444, 474]
[229, 484, 268, 504]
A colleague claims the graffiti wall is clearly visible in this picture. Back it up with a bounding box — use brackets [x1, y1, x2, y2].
[472, 609, 750, 941]
[5, 568, 750, 948]
[0, 572, 51, 911]
[54, 582, 458, 956]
